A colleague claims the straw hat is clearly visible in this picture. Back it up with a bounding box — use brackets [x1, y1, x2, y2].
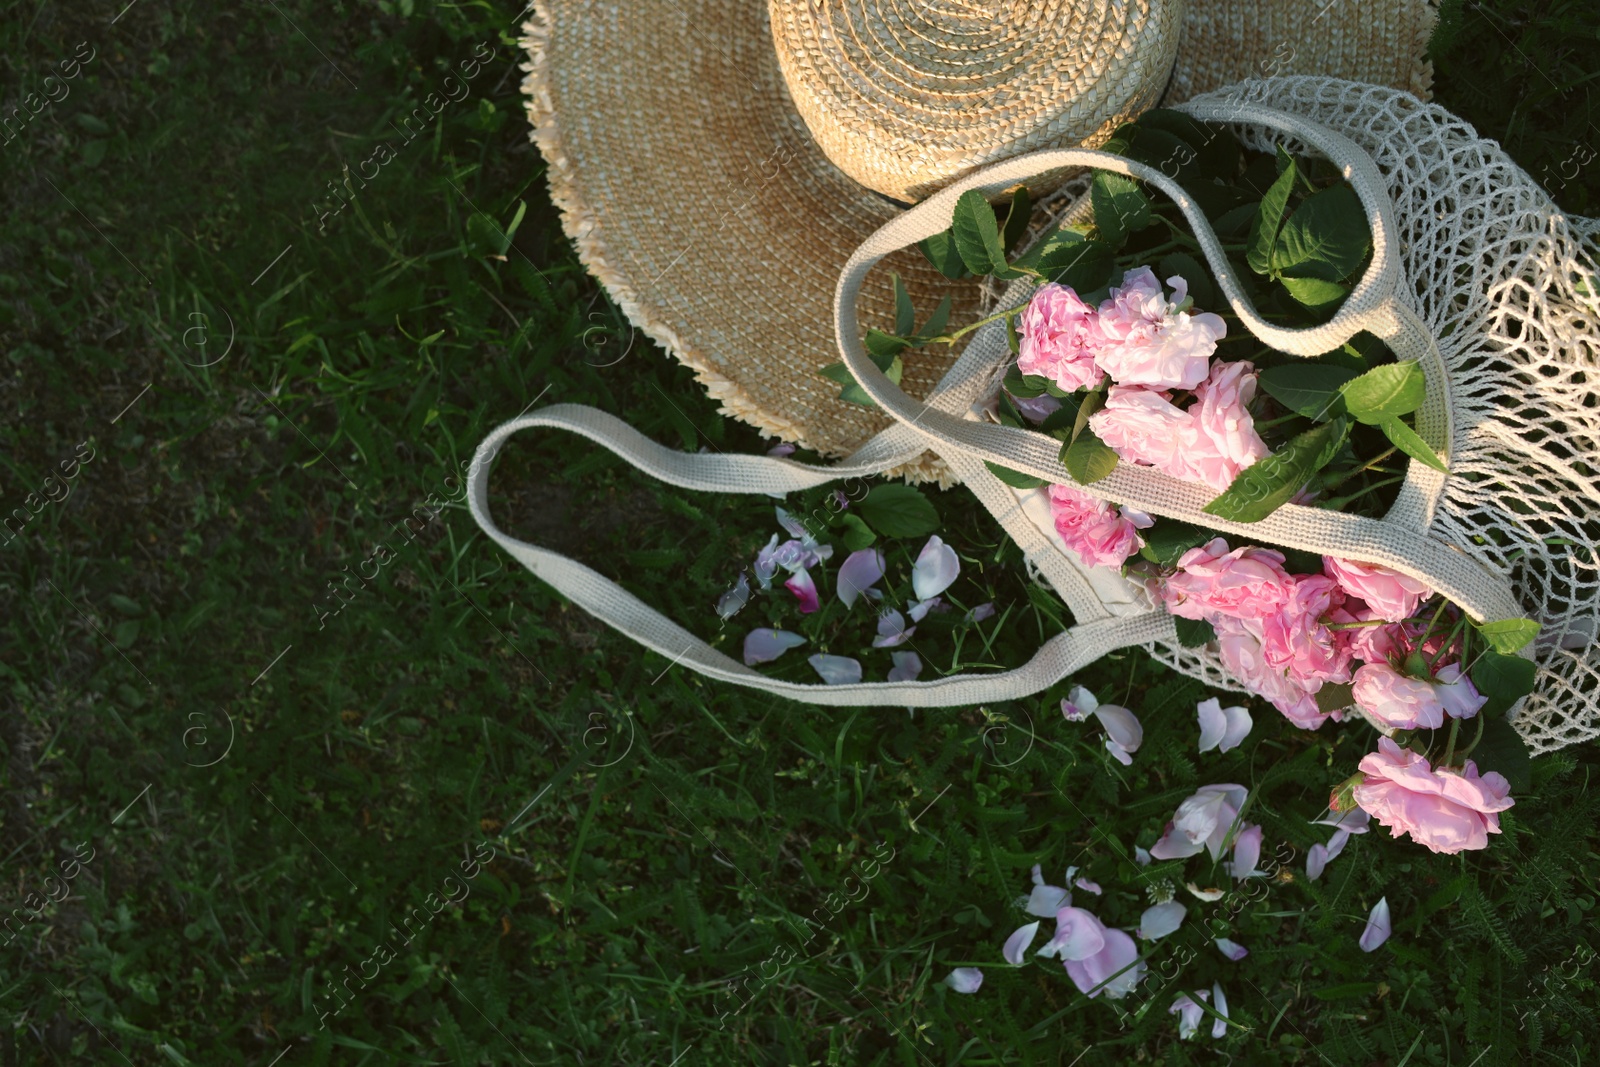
[522, 1, 1437, 479]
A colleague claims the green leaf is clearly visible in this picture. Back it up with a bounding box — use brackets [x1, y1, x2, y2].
[819, 362, 878, 408]
[1001, 186, 1032, 254]
[1037, 396, 1084, 440]
[1157, 252, 1214, 310]
[1340, 361, 1426, 423]
[1257, 363, 1357, 421]
[917, 294, 953, 342]
[1272, 183, 1371, 284]
[994, 392, 1027, 429]
[1470, 649, 1537, 718]
[983, 461, 1051, 489]
[1090, 171, 1151, 250]
[1211, 201, 1260, 240]
[1315, 682, 1355, 715]
[952, 188, 1010, 277]
[1003, 366, 1047, 398]
[82, 139, 108, 168]
[1378, 416, 1448, 473]
[864, 328, 910, 359]
[1138, 520, 1214, 567]
[1044, 239, 1115, 292]
[1474, 618, 1541, 655]
[856, 484, 941, 538]
[1470, 716, 1533, 794]
[1280, 275, 1349, 311]
[1173, 615, 1216, 648]
[836, 513, 877, 551]
[892, 273, 915, 336]
[1202, 418, 1350, 523]
[1132, 109, 1240, 181]
[919, 230, 971, 279]
[1063, 425, 1118, 485]
[1247, 151, 1298, 275]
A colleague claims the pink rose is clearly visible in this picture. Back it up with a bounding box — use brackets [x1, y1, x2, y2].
[1353, 737, 1514, 854]
[1017, 283, 1106, 393]
[1093, 268, 1227, 390]
[1260, 574, 1354, 685]
[1324, 557, 1432, 623]
[1047, 484, 1152, 569]
[1213, 614, 1329, 730]
[1345, 604, 1409, 666]
[1088, 384, 1196, 477]
[1188, 360, 1269, 491]
[1351, 662, 1445, 730]
[1163, 538, 1295, 622]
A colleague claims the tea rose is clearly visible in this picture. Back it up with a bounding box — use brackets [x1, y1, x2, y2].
[1353, 737, 1514, 854]
[1351, 662, 1445, 730]
[1162, 538, 1295, 622]
[1189, 360, 1269, 490]
[1213, 614, 1329, 730]
[1047, 484, 1152, 569]
[1324, 556, 1432, 623]
[1093, 268, 1227, 390]
[1260, 574, 1354, 685]
[1017, 283, 1106, 393]
[1088, 384, 1196, 476]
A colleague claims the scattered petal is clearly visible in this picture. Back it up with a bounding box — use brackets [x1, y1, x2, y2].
[1225, 824, 1264, 880]
[766, 442, 797, 458]
[1171, 991, 1208, 1040]
[743, 628, 806, 666]
[966, 602, 997, 623]
[1074, 878, 1103, 896]
[1185, 883, 1225, 902]
[775, 506, 806, 538]
[753, 534, 782, 589]
[808, 654, 862, 686]
[944, 967, 984, 994]
[1150, 784, 1248, 861]
[785, 567, 821, 614]
[715, 572, 752, 620]
[1312, 807, 1371, 834]
[1138, 901, 1187, 941]
[1063, 685, 1100, 720]
[837, 549, 886, 608]
[1210, 982, 1230, 1038]
[1306, 843, 1329, 882]
[1196, 698, 1253, 754]
[1041, 906, 1107, 962]
[887, 651, 922, 683]
[1359, 896, 1392, 953]
[1064, 927, 1145, 999]
[1025, 883, 1071, 918]
[1106, 741, 1134, 766]
[912, 535, 960, 600]
[1214, 938, 1249, 962]
[1094, 704, 1143, 754]
[1030, 864, 1045, 887]
[1326, 828, 1351, 861]
[872, 608, 916, 648]
[1003, 922, 1040, 965]
[1134, 846, 1152, 866]
[906, 596, 942, 622]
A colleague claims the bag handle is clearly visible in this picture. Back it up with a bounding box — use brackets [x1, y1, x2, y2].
[832, 109, 1525, 625]
[466, 404, 1175, 705]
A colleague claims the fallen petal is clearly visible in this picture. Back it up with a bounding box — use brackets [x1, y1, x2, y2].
[1003, 921, 1040, 965]
[966, 602, 997, 623]
[1138, 901, 1187, 941]
[1359, 896, 1392, 953]
[1134, 846, 1151, 866]
[1210, 982, 1229, 1038]
[912, 535, 960, 600]
[1094, 704, 1143, 753]
[1185, 883, 1225, 902]
[1039, 906, 1106, 961]
[1226, 824, 1264, 880]
[1064, 927, 1144, 999]
[887, 651, 923, 683]
[785, 567, 821, 614]
[906, 596, 942, 623]
[753, 533, 781, 588]
[1106, 741, 1134, 766]
[944, 967, 983, 994]
[1074, 878, 1103, 896]
[1170, 991, 1208, 1040]
[837, 549, 886, 608]
[1312, 807, 1371, 834]
[766, 442, 797, 458]
[1196, 697, 1227, 753]
[1064, 685, 1100, 718]
[808, 654, 862, 686]
[1214, 938, 1248, 961]
[1025, 883, 1070, 918]
[743, 628, 806, 666]
[775, 505, 806, 539]
[1219, 704, 1253, 752]
[1326, 828, 1351, 862]
[715, 572, 752, 620]
[872, 608, 915, 648]
[1306, 843, 1329, 882]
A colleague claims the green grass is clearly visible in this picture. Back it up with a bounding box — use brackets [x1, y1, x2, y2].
[1, 1, 1597, 1064]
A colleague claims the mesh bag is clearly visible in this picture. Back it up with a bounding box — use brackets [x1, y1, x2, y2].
[468, 77, 1600, 755]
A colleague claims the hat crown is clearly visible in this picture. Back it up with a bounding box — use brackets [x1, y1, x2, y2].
[769, 0, 1183, 201]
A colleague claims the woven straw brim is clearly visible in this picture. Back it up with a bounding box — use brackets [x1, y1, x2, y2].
[523, 0, 1437, 482]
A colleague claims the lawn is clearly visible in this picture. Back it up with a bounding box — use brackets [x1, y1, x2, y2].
[1, 1, 1597, 1064]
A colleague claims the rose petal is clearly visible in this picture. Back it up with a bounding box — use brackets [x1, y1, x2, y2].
[715, 572, 752, 620]
[906, 596, 941, 623]
[766, 442, 796, 458]
[966, 602, 997, 623]
[1094, 704, 1143, 753]
[1326, 828, 1351, 861]
[753, 533, 781, 588]
[1219, 704, 1253, 752]
[1312, 808, 1371, 834]
[872, 608, 915, 648]
[1214, 937, 1249, 961]
[775, 506, 807, 539]
[808, 654, 861, 686]
[1003, 921, 1040, 965]
[887, 651, 922, 683]
[785, 567, 820, 614]
[1025, 883, 1071, 918]
[1074, 878, 1103, 896]
[1306, 843, 1329, 882]
[1170, 991, 1208, 1040]
[912, 535, 960, 600]
[1197, 697, 1227, 753]
[837, 549, 886, 608]
[1210, 982, 1229, 1038]
[1138, 901, 1187, 941]
[743, 628, 806, 666]
[944, 967, 984, 994]
[1066, 685, 1100, 716]
[1134, 846, 1152, 866]
[1226, 824, 1263, 880]
[1185, 883, 1225, 902]
[1359, 896, 1392, 953]
[1040, 906, 1106, 962]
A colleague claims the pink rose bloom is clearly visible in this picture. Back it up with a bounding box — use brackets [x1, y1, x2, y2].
[1093, 268, 1227, 390]
[1324, 557, 1432, 623]
[1189, 360, 1269, 490]
[1047, 484, 1152, 569]
[1163, 538, 1295, 622]
[1260, 574, 1354, 685]
[1088, 384, 1196, 477]
[1351, 662, 1446, 730]
[1353, 737, 1514, 854]
[1213, 614, 1329, 730]
[1017, 283, 1106, 393]
[1344, 604, 1409, 665]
